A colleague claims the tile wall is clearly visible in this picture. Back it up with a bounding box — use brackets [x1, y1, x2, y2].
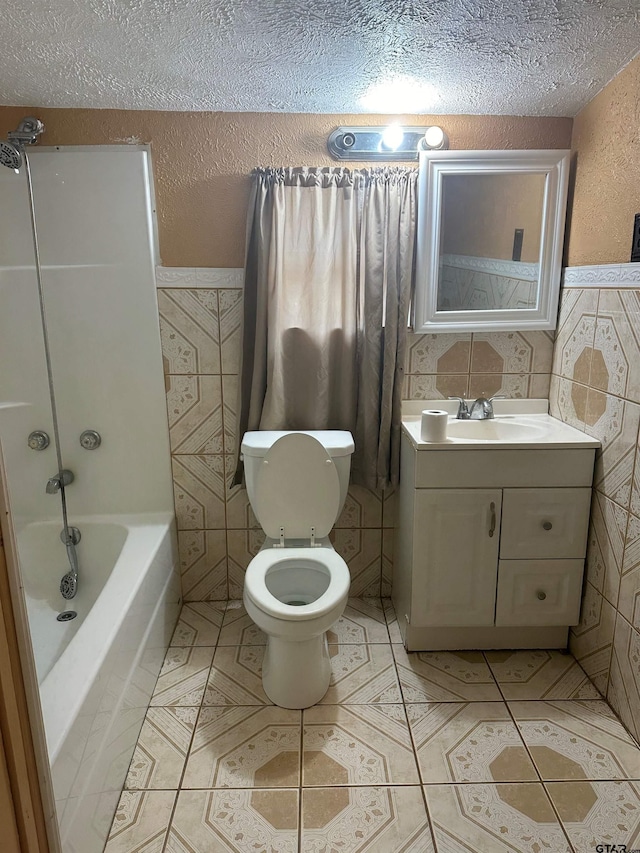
[156, 267, 555, 606]
[550, 262, 640, 740]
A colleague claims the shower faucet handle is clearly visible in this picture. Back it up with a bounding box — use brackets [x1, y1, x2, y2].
[28, 430, 50, 450]
[80, 429, 102, 450]
[46, 469, 74, 494]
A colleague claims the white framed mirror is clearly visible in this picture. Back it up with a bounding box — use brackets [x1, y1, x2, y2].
[413, 149, 570, 333]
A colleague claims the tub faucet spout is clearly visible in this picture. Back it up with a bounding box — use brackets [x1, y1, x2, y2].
[46, 469, 74, 494]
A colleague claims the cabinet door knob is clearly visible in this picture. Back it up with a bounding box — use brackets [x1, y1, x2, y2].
[537, 590, 547, 601]
[542, 521, 553, 530]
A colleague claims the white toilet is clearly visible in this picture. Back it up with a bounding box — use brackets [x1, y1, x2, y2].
[241, 429, 354, 709]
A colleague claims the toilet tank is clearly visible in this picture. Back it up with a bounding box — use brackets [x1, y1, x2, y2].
[241, 430, 355, 526]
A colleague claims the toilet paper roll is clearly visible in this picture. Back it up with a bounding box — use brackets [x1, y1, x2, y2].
[420, 409, 448, 442]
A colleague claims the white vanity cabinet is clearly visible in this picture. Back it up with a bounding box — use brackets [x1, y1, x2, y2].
[393, 430, 596, 651]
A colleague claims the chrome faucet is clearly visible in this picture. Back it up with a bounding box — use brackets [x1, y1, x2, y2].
[448, 396, 470, 419]
[469, 395, 505, 420]
[46, 469, 74, 494]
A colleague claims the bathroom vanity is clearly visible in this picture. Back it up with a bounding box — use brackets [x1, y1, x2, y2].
[393, 400, 599, 651]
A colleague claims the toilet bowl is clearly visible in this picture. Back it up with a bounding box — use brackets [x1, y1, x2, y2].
[241, 430, 354, 709]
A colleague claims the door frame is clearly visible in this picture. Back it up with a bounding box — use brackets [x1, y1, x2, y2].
[0, 443, 59, 852]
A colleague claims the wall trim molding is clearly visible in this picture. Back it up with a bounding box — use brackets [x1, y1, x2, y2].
[155, 266, 243, 288]
[562, 262, 640, 288]
[441, 253, 539, 281]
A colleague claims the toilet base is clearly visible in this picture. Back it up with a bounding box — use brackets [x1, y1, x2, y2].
[262, 633, 331, 709]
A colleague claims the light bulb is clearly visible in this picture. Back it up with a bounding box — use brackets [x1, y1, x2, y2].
[424, 126, 445, 149]
[381, 125, 405, 151]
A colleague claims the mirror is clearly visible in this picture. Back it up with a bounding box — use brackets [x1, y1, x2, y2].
[414, 149, 570, 333]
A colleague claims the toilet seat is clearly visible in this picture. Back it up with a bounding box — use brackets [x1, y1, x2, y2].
[245, 546, 350, 621]
[253, 433, 341, 540]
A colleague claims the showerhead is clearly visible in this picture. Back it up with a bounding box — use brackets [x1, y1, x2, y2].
[1, 117, 45, 171]
[0, 139, 22, 170]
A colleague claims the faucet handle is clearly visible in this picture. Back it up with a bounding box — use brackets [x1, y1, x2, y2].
[448, 396, 470, 419]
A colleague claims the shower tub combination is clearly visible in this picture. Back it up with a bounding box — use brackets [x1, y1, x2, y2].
[0, 136, 179, 852]
[18, 514, 180, 852]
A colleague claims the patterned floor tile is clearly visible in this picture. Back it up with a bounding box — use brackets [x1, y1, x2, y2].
[171, 602, 226, 647]
[393, 645, 502, 702]
[219, 598, 390, 645]
[218, 601, 267, 645]
[546, 780, 640, 850]
[383, 598, 403, 643]
[302, 704, 419, 786]
[424, 783, 571, 853]
[104, 790, 176, 853]
[150, 646, 214, 707]
[327, 598, 390, 644]
[406, 702, 538, 784]
[509, 699, 640, 780]
[166, 789, 298, 853]
[125, 707, 198, 790]
[301, 786, 434, 852]
[484, 650, 601, 699]
[320, 643, 402, 704]
[183, 706, 301, 788]
[204, 645, 271, 705]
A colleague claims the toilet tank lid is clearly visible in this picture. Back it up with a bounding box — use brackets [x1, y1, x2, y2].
[242, 430, 354, 458]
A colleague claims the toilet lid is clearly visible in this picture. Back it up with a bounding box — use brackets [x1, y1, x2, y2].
[253, 433, 341, 540]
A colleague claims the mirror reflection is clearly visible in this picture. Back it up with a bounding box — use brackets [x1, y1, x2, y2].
[437, 173, 546, 312]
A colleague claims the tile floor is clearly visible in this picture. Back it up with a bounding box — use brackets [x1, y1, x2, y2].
[104, 598, 640, 853]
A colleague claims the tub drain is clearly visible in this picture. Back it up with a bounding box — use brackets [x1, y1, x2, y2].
[57, 610, 77, 622]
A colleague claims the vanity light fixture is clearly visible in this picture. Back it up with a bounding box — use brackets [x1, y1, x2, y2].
[327, 125, 448, 161]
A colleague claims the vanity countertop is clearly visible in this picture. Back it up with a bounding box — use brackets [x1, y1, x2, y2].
[401, 399, 601, 451]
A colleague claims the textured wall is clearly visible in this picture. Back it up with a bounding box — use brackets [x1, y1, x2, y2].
[566, 53, 640, 266]
[0, 108, 571, 268]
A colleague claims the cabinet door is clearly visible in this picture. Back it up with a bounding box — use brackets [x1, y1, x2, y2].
[412, 489, 501, 627]
[500, 488, 591, 559]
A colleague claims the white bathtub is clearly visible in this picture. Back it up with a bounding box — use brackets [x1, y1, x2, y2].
[16, 512, 181, 853]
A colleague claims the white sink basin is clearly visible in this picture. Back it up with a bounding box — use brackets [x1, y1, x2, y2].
[401, 400, 601, 450]
[446, 419, 548, 442]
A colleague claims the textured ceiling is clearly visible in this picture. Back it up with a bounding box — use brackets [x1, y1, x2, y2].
[1, 0, 640, 115]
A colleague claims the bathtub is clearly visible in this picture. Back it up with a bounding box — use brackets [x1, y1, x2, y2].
[16, 512, 181, 853]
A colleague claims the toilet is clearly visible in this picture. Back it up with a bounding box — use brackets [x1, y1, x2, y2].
[241, 429, 354, 709]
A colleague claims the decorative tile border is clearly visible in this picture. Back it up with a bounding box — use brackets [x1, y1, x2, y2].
[156, 266, 244, 288]
[441, 253, 539, 281]
[562, 262, 640, 289]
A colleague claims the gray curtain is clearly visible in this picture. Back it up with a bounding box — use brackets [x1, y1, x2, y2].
[234, 166, 417, 490]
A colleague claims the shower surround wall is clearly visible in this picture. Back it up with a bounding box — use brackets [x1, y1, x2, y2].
[157, 265, 555, 602]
